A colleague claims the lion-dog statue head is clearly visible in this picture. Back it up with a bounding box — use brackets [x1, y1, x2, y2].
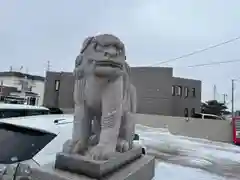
[75, 34, 128, 79]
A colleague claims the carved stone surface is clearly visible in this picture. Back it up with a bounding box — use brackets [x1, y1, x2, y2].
[28, 155, 155, 180]
[63, 34, 137, 161]
[20, 34, 155, 180]
[55, 147, 142, 178]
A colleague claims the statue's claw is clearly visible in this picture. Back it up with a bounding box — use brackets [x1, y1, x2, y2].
[86, 145, 114, 160]
[62, 139, 73, 153]
[72, 140, 88, 154]
[116, 139, 130, 153]
[63, 139, 87, 155]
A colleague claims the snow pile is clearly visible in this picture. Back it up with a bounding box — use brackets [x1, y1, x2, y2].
[135, 124, 240, 180]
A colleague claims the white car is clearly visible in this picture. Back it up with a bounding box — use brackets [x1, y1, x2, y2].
[0, 103, 49, 119]
[192, 112, 224, 120]
[0, 114, 73, 165]
[0, 114, 73, 178]
[0, 114, 143, 178]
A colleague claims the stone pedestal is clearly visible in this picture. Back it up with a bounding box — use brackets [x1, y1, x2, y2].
[28, 149, 155, 180]
[55, 147, 143, 178]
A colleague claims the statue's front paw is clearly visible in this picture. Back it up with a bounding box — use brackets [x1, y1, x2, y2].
[71, 140, 88, 154]
[116, 139, 130, 153]
[62, 139, 73, 153]
[86, 145, 114, 161]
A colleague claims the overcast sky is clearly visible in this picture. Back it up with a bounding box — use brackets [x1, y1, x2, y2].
[1, 0, 240, 109]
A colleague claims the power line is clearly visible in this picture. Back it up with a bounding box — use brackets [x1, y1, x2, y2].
[187, 58, 240, 68]
[150, 35, 240, 66]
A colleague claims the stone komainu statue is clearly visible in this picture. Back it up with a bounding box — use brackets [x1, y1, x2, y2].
[63, 34, 137, 160]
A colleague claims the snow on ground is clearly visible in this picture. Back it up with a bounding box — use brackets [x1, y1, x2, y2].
[154, 162, 227, 180]
[2, 114, 240, 179]
[135, 124, 240, 180]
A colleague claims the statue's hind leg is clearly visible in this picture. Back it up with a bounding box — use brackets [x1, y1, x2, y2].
[117, 111, 135, 153]
[63, 79, 92, 155]
[72, 103, 92, 154]
[117, 84, 137, 153]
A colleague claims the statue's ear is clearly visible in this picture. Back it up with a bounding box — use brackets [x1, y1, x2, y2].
[81, 36, 95, 54]
[75, 54, 83, 67]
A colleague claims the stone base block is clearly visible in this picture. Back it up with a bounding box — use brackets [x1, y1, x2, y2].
[29, 155, 155, 180]
[55, 147, 142, 178]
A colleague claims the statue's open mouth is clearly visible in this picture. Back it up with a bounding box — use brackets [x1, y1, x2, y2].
[95, 61, 123, 69]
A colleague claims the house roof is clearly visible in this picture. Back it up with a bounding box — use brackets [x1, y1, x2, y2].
[0, 71, 45, 81]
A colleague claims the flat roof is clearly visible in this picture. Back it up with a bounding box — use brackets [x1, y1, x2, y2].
[0, 71, 45, 81]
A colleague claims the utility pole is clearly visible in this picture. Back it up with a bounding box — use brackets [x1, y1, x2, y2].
[232, 79, 235, 117]
[213, 85, 216, 100]
[47, 60, 50, 71]
[222, 93, 227, 104]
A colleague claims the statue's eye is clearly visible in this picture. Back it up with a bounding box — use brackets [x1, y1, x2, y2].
[88, 59, 95, 64]
[94, 44, 104, 51]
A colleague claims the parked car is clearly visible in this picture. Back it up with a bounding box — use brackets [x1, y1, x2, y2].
[192, 112, 224, 120]
[0, 103, 49, 119]
[45, 107, 63, 114]
[0, 114, 72, 178]
[0, 114, 143, 178]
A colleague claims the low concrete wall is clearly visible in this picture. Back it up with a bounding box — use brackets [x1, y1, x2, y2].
[130, 113, 233, 143]
[62, 109, 233, 143]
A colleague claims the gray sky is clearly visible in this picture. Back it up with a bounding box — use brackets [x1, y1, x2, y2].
[1, 0, 240, 108]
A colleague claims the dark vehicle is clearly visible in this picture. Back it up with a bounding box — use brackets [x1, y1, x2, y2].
[47, 107, 63, 114]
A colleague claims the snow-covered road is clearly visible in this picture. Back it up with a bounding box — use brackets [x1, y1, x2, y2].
[135, 124, 240, 180]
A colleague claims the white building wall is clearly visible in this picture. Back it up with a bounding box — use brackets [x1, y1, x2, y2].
[31, 81, 45, 105]
[0, 76, 45, 106]
[0, 76, 21, 89]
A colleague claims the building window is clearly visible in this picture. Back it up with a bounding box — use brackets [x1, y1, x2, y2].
[55, 80, 60, 91]
[184, 108, 188, 117]
[184, 87, 189, 98]
[191, 108, 195, 116]
[192, 88, 196, 97]
[175, 86, 182, 96]
[172, 86, 175, 96]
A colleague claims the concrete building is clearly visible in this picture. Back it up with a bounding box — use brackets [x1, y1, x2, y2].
[43, 67, 201, 117]
[0, 71, 45, 106]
